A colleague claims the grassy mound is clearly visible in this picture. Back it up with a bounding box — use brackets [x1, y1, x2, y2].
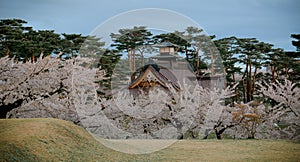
[0, 118, 155, 161]
[0, 118, 299, 161]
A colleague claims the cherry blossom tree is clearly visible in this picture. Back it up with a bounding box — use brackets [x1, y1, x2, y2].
[1, 52, 298, 140]
[256, 79, 300, 140]
[0, 55, 104, 124]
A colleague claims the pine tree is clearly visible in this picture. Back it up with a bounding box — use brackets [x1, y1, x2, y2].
[237, 38, 272, 102]
[291, 34, 300, 51]
[97, 49, 122, 97]
[110, 26, 152, 72]
[59, 33, 87, 58]
[288, 34, 300, 81]
[22, 30, 61, 62]
[214, 36, 242, 102]
[0, 19, 32, 59]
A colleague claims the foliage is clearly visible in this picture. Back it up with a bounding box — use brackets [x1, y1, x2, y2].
[256, 79, 300, 140]
[0, 19, 32, 59]
[212, 78, 300, 140]
[291, 34, 300, 51]
[153, 32, 189, 54]
[86, 81, 237, 139]
[179, 27, 220, 75]
[257, 79, 299, 118]
[110, 26, 152, 72]
[0, 19, 88, 61]
[1, 18, 300, 140]
[59, 33, 87, 58]
[0, 54, 104, 123]
[212, 98, 265, 139]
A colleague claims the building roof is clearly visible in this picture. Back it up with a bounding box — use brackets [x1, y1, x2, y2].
[129, 64, 180, 91]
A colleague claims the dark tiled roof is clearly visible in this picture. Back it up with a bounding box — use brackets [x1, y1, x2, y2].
[129, 64, 180, 91]
[159, 67, 180, 89]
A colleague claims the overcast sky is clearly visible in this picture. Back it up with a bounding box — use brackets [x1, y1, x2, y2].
[0, 0, 299, 51]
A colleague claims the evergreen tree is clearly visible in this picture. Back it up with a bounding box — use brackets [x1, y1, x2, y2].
[173, 27, 220, 75]
[97, 49, 122, 97]
[264, 48, 285, 82]
[0, 19, 88, 61]
[110, 26, 152, 72]
[152, 32, 189, 54]
[152, 31, 206, 72]
[214, 36, 242, 102]
[180, 27, 207, 75]
[22, 30, 61, 61]
[79, 35, 105, 67]
[237, 38, 272, 102]
[289, 34, 300, 81]
[0, 19, 32, 59]
[59, 33, 87, 58]
[291, 34, 300, 51]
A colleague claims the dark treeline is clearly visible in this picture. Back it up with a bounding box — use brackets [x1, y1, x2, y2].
[1, 19, 299, 104]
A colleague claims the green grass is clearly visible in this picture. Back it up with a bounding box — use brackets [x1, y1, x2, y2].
[0, 118, 299, 161]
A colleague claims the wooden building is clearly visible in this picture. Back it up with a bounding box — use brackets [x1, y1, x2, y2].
[129, 64, 180, 95]
[128, 41, 225, 95]
[128, 42, 195, 95]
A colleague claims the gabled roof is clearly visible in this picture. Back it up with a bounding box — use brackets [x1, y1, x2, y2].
[129, 65, 180, 91]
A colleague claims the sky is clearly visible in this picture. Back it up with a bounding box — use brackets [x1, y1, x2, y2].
[0, 0, 299, 51]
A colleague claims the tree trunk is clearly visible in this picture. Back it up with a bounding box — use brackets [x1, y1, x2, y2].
[242, 63, 248, 103]
[285, 67, 289, 79]
[194, 47, 200, 75]
[210, 49, 215, 75]
[0, 99, 24, 118]
[127, 48, 133, 72]
[242, 79, 246, 103]
[138, 48, 145, 67]
[196, 52, 200, 75]
[133, 48, 136, 71]
[185, 44, 188, 61]
[141, 52, 144, 67]
[248, 54, 252, 102]
[251, 67, 258, 100]
[31, 55, 35, 63]
[5, 44, 11, 56]
[232, 73, 238, 102]
[214, 124, 235, 140]
[271, 60, 275, 82]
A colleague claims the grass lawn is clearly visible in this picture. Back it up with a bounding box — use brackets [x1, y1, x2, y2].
[0, 118, 299, 161]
